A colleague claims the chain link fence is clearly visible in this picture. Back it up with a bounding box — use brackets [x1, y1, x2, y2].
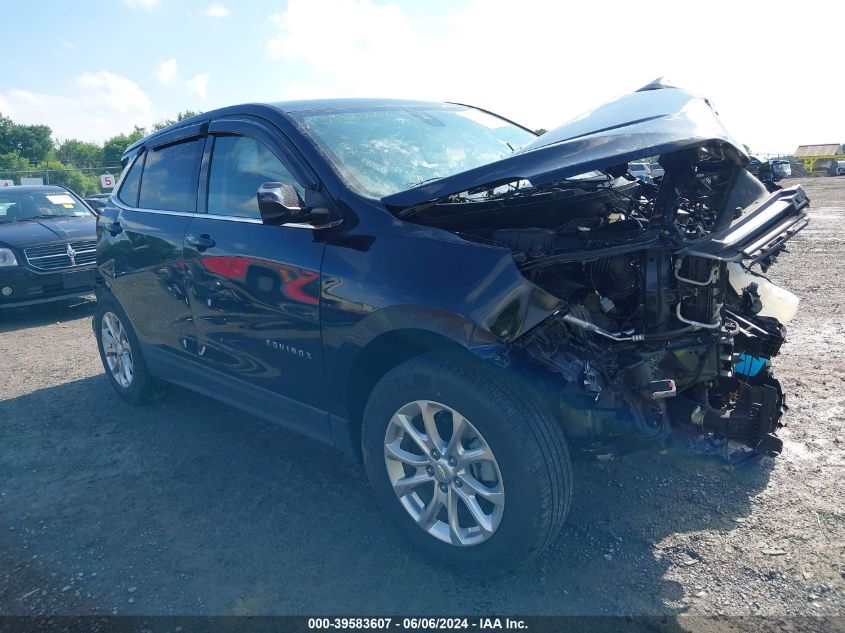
[0, 165, 124, 197]
[756, 153, 793, 161]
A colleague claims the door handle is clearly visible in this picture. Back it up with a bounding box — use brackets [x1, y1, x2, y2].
[186, 234, 216, 250]
[103, 221, 123, 235]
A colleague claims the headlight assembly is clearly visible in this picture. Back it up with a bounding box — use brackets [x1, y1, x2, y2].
[0, 247, 19, 267]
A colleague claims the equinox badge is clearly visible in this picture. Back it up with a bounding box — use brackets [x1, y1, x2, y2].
[266, 339, 313, 360]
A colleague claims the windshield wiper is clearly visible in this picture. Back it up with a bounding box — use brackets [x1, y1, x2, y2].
[3, 214, 74, 223]
[409, 176, 443, 188]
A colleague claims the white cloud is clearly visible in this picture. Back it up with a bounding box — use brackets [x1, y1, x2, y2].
[0, 71, 152, 143]
[122, 0, 158, 9]
[201, 2, 230, 18]
[186, 73, 209, 100]
[264, 0, 845, 154]
[152, 59, 210, 102]
[5, 89, 45, 109]
[78, 71, 152, 115]
[266, 0, 411, 70]
[156, 58, 178, 84]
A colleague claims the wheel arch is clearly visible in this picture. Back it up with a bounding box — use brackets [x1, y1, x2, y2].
[341, 326, 488, 460]
[329, 298, 514, 460]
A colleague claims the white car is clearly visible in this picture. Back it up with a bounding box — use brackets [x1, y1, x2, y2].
[648, 162, 665, 180]
[628, 162, 652, 183]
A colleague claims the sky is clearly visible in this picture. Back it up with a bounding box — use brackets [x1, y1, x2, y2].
[0, 0, 841, 155]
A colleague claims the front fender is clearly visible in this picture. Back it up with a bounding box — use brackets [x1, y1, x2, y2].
[320, 223, 564, 419]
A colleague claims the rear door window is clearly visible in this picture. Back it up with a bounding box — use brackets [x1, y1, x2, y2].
[139, 138, 204, 212]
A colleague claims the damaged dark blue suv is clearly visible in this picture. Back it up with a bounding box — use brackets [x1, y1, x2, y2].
[94, 81, 808, 575]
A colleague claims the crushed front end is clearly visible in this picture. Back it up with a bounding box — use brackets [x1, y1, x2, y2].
[498, 156, 808, 460]
[393, 84, 809, 461]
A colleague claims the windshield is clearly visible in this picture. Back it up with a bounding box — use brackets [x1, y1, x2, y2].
[0, 190, 92, 223]
[289, 105, 537, 198]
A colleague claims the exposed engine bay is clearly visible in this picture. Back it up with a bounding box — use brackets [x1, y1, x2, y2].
[413, 144, 810, 460]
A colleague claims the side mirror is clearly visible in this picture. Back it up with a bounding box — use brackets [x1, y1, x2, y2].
[257, 182, 308, 225]
[256, 182, 336, 228]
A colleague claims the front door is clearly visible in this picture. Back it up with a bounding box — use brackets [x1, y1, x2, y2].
[184, 124, 327, 438]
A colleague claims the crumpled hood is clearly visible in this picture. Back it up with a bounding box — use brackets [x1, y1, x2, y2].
[0, 215, 96, 248]
[383, 81, 748, 213]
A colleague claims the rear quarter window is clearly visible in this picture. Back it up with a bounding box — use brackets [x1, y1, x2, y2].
[117, 153, 144, 207]
[139, 138, 204, 212]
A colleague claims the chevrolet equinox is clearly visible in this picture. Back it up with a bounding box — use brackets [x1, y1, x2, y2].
[94, 81, 808, 575]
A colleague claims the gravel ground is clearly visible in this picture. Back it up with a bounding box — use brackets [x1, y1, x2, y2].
[1, 178, 844, 624]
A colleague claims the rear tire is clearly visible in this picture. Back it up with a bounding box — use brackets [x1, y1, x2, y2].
[362, 350, 572, 577]
[94, 295, 166, 404]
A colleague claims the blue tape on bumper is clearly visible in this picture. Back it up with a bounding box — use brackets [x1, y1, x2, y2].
[734, 354, 768, 377]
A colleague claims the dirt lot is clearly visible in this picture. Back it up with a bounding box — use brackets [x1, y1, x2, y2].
[1, 178, 844, 623]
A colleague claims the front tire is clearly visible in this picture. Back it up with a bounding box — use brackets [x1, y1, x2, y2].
[362, 351, 572, 576]
[94, 295, 165, 404]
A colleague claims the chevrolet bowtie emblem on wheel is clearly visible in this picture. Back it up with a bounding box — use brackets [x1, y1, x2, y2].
[66, 243, 77, 266]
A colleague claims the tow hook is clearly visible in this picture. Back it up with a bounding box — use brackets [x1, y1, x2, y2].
[647, 379, 677, 399]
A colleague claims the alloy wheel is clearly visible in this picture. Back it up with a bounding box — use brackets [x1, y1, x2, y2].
[101, 311, 134, 388]
[383, 399, 505, 547]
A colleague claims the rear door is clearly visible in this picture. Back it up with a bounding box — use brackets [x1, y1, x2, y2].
[102, 124, 205, 360]
[183, 117, 329, 440]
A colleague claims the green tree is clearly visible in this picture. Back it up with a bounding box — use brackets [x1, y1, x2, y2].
[102, 126, 147, 166]
[0, 114, 53, 163]
[152, 110, 201, 132]
[16, 124, 53, 163]
[40, 158, 101, 195]
[56, 139, 104, 168]
[0, 150, 32, 173]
